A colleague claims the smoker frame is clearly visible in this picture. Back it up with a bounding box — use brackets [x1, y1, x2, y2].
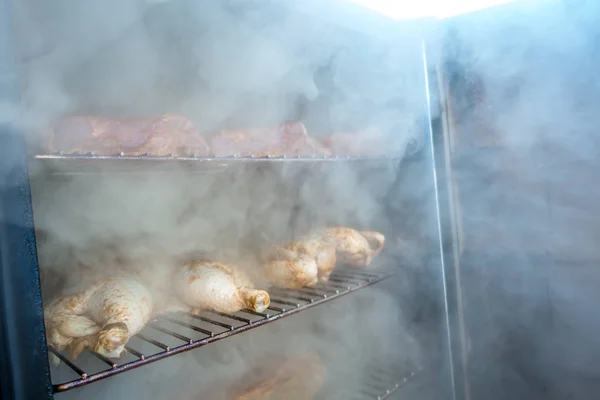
[0, 0, 53, 398]
[0, 1, 467, 399]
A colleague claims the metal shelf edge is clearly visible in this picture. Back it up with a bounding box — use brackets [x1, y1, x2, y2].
[52, 269, 396, 393]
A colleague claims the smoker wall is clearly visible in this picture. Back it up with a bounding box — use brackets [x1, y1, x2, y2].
[441, 0, 600, 398]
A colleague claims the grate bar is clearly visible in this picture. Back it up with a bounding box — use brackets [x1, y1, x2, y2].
[295, 287, 330, 297]
[136, 334, 170, 351]
[124, 346, 145, 360]
[313, 284, 341, 294]
[50, 348, 87, 379]
[268, 298, 299, 307]
[208, 311, 252, 324]
[271, 287, 322, 298]
[89, 351, 117, 368]
[331, 270, 369, 277]
[335, 270, 381, 279]
[186, 314, 234, 330]
[241, 309, 270, 318]
[271, 293, 314, 303]
[364, 367, 422, 400]
[328, 276, 361, 286]
[321, 281, 351, 290]
[150, 323, 192, 344]
[332, 274, 372, 283]
[330, 273, 366, 282]
[159, 315, 215, 337]
[51, 268, 395, 393]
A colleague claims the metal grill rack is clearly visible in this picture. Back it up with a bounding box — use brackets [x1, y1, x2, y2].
[337, 366, 422, 400]
[33, 154, 402, 161]
[357, 368, 421, 400]
[32, 133, 420, 164]
[31, 154, 403, 174]
[50, 267, 396, 393]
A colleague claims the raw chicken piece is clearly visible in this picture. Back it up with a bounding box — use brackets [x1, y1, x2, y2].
[322, 131, 385, 157]
[289, 233, 337, 283]
[119, 257, 188, 316]
[263, 233, 336, 288]
[262, 250, 319, 289]
[44, 277, 153, 364]
[210, 121, 331, 158]
[48, 114, 210, 156]
[173, 261, 270, 314]
[321, 227, 385, 267]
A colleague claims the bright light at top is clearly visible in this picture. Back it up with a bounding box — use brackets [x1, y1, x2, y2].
[350, 0, 521, 20]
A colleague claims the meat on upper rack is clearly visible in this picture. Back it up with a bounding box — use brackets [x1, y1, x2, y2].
[210, 121, 331, 158]
[321, 131, 385, 157]
[173, 261, 270, 314]
[44, 277, 154, 364]
[46, 115, 395, 158]
[48, 114, 210, 156]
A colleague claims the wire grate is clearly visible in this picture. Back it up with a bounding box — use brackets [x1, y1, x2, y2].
[340, 365, 422, 400]
[31, 154, 402, 176]
[34, 153, 401, 161]
[50, 267, 396, 393]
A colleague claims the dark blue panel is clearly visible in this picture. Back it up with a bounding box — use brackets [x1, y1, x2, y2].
[0, 0, 53, 398]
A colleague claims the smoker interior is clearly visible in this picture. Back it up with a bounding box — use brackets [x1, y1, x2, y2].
[32, 155, 446, 399]
[15, 1, 450, 398]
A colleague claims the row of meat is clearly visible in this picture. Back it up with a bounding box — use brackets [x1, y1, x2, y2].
[44, 114, 385, 158]
[44, 227, 385, 366]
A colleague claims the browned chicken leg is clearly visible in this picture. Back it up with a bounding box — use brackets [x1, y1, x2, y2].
[173, 261, 270, 314]
[262, 233, 336, 288]
[321, 227, 385, 267]
[44, 277, 154, 364]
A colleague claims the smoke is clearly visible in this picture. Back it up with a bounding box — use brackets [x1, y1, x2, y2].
[433, 1, 600, 398]
[441, 0, 600, 256]
[14, 0, 424, 142]
[10, 0, 434, 398]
